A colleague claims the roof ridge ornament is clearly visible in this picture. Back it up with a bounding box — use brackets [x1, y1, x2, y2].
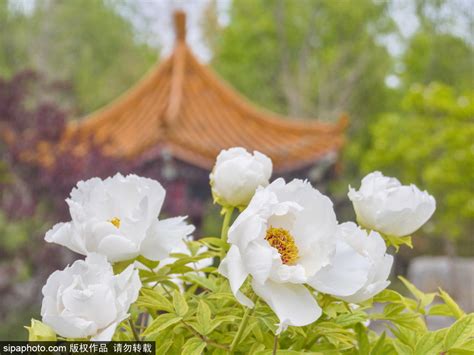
[174, 10, 186, 42]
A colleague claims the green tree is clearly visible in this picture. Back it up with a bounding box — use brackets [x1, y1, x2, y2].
[0, 0, 156, 114]
[361, 83, 473, 249]
[211, 0, 395, 122]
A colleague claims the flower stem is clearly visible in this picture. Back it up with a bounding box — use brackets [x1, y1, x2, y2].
[229, 295, 257, 353]
[128, 318, 140, 341]
[220, 207, 234, 259]
[272, 334, 279, 355]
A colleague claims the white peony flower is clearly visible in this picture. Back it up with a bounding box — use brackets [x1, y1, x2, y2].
[45, 173, 195, 262]
[218, 178, 373, 331]
[348, 171, 436, 237]
[41, 253, 141, 341]
[210, 147, 272, 208]
[316, 222, 393, 304]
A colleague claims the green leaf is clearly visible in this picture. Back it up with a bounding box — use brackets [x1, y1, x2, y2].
[390, 325, 418, 348]
[335, 312, 368, 328]
[374, 289, 404, 303]
[392, 339, 414, 355]
[181, 338, 206, 355]
[447, 349, 474, 355]
[355, 323, 370, 355]
[183, 274, 217, 291]
[444, 314, 474, 350]
[173, 290, 189, 317]
[137, 288, 173, 312]
[155, 340, 173, 354]
[414, 328, 447, 355]
[142, 314, 182, 337]
[399, 276, 436, 311]
[370, 332, 386, 355]
[112, 259, 135, 274]
[136, 255, 160, 270]
[383, 234, 413, 251]
[439, 288, 465, 319]
[429, 304, 456, 317]
[199, 237, 229, 250]
[196, 301, 212, 335]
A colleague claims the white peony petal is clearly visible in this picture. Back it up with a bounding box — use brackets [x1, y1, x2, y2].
[91, 321, 119, 341]
[240, 241, 275, 284]
[42, 314, 97, 339]
[218, 246, 254, 307]
[251, 280, 321, 328]
[96, 235, 140, 262]
[41, 253, 141, 340]
[45, 222, 86, 256]
[210, 147, 272, 207]
[308, 240, 370, 297]
[140, 216, 194, 261]
[349, 171, 436, 237]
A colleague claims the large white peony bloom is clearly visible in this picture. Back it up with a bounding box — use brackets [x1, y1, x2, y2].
[318, 222, 393, 304]
[210, 147, 272, 208]
[348, 171, 436, 237]
[41, 253, 141, 340]
[45, 173, 195, 262]
[219, 179, 373, 332]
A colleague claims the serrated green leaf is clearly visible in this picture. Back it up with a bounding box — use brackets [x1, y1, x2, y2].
[142, 313, 182, 337]
[181, 338, 206, 355]
[439, 288, 465, 320]
[173, 290, 189, 317]
[444, 314, 474, 350]
[414, 328, 447, 355]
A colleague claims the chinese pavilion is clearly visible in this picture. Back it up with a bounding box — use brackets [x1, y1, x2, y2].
[67, 11, 348, 223]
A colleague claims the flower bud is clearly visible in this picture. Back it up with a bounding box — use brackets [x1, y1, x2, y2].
[210, 147, 272, 208]
[348, 171, 436, 237]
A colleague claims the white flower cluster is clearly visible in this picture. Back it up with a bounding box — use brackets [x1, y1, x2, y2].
[37, 147, 436, 340]
[215, 148, 435, 333]
[41, 173, 195, 340]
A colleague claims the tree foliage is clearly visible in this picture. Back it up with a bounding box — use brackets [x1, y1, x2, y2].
[0, 0, 156, 114]
[212, 0, 395, 123]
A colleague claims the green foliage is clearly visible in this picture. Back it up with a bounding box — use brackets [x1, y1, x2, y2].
[27, 240, 468, 353]
[0, 0, 156, 114]
[212, 0, 394, 121]
[402, 31, 473, 91]
[361, 83, 474, 243]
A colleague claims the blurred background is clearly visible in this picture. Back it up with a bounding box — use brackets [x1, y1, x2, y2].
[0, 0, 472, 339]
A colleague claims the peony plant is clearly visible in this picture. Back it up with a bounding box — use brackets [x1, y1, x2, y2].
[26, 148, 473, 354]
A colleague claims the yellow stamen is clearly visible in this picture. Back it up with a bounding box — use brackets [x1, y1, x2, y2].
[109, 217, 121, 228]
[265, 227, 299, 265]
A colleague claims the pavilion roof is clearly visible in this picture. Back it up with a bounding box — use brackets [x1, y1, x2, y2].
[67, 11, 348, 172]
